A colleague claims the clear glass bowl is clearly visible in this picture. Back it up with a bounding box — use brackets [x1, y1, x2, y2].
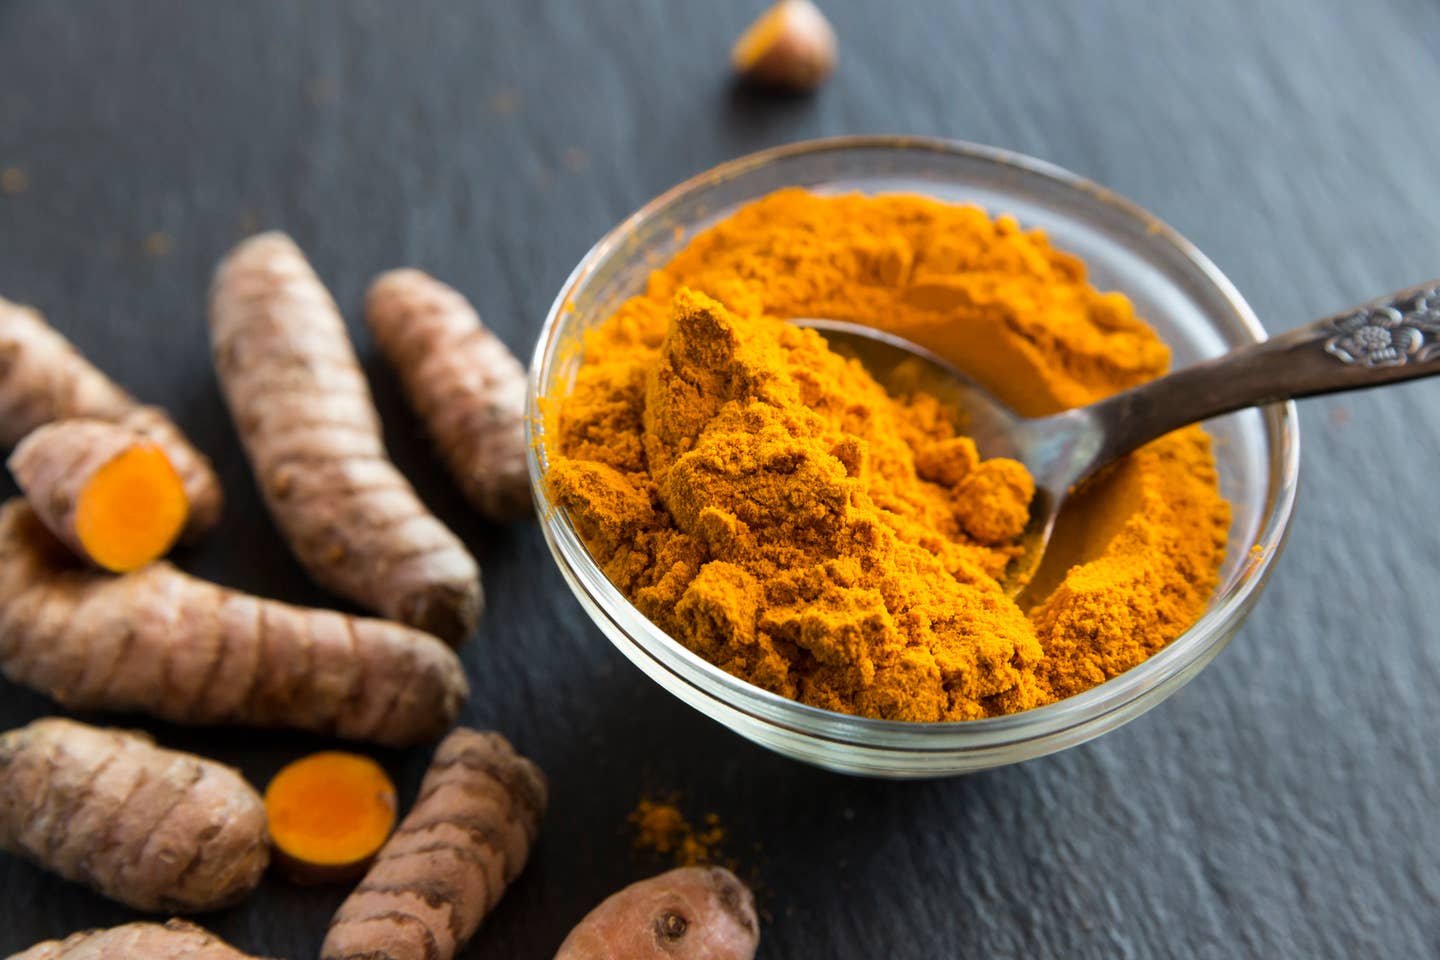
[526, 136, 1299, 778]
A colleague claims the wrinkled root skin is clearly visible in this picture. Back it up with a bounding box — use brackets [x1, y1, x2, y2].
[555, 866, 760, 960]
[0, 719, 269, 914]
[9, 919, 273, 959]
[0, 500, 467, 747]
[366, 269, 532, 523]
[321, 728, 548, 960]
[0, 295, 223, 539]
[209, 233, 481, 645]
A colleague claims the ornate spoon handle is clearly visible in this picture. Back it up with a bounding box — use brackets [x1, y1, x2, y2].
[1061, 281, 1440, 484]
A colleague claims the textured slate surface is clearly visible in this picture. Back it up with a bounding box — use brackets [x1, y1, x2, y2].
[1, 1, 1438, 956]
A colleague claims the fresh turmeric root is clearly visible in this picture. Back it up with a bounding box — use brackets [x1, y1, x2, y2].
[209, 234, 482, 645]
[10, 920, 272, 960]
[0, 295, 222, 540]
[0, 718, 269, 914]
[321, 728, 547, 960]
[8, 418, 190, 572]
[366, 269, 532, 522]
[264, 751, 398, 884]
[0, 500, 467, 746]
[554, 867, 760, 960]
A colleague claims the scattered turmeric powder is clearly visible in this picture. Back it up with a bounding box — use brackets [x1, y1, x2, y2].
[630, 798, 726, 868]
[548, 188, 1231, 720]
[1, 167, 28, 195]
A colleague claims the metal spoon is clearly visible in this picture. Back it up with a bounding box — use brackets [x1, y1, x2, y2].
[795, 280, 1440, 598]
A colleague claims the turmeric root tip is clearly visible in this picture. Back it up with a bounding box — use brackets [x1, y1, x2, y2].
[731, 0, 837, 94]
[0, 718, 270, 914]
[321, 728, 547, 960]
[265, 751, 398, 884]
[555, 866, 760, 960]
[9, 418, 189, 572]
[9, 919, 274, 959]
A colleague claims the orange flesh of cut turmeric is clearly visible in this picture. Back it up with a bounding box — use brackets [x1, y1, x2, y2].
[74, 443, 189, 572]
[264, 752, 397, 881]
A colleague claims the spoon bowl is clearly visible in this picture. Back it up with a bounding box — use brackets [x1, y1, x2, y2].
[800, 278, 1440, 602]
[794, 319, 1067, 596]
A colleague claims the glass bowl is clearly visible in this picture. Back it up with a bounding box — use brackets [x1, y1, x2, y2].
[525, 136, 1299, 778]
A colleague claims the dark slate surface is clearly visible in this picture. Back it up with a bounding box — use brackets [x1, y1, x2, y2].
[1, 1, 1437, 956]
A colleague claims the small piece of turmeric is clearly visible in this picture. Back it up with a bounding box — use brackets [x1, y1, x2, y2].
[8, 418, 189, 572]
[731, 0, 837, 93]
[0, 295, 223, 540]
[264, 752, 398, 885]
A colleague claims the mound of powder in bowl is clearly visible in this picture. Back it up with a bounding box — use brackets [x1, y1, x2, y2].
[546, 188, 1231, 721]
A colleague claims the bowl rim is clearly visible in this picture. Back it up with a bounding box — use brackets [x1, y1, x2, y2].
[526, 134, 1301, 749]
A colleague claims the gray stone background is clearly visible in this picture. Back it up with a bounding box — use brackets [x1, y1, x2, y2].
[0, 1, 1436, 956]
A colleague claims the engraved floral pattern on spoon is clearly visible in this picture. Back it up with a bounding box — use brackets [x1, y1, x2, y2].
[1324, 287, 1440, 366]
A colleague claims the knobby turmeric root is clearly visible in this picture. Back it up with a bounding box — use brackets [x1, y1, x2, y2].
[264, 751, 398, 884]
[366, 269, 532, 522]
[0, 295, 223, 540]
[0, 718, 268, 914]
[554, 867, 760, 960]
[209, 234, 482, 646]
[9, 419, 190, 572]
[9, 919, 272, 960]
[321, 728, 547, 960]
[0, 500, 467, 746]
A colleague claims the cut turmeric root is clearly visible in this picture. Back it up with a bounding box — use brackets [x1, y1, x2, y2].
[9, 418, 189, 571]
[0, 294, 223, 539]
[265, 751, 398, 884]
[366, 269, 532, 522]
[10, 920, 272, 960]
[0, 718, 269, 914]
[0, 499, 467, 746]
[209, 234, 482, 645]
[321, 728, 547, 960]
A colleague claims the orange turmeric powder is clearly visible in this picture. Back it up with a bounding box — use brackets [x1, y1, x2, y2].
[548, 188, 1230, 719]
[630, 798, 726, 867]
